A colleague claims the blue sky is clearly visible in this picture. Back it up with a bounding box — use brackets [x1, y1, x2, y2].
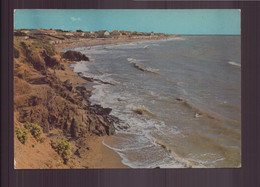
[14, 9, 241, 35]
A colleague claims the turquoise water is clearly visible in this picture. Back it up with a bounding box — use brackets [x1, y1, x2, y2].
[70, 36, 241, 168]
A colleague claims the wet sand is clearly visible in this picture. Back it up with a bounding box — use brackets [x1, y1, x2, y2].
[78, 136, 129, 169]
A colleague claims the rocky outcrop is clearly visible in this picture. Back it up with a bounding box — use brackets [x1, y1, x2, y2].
[14, 39, 115, 139]
[62, 50, 89, 61]
[15, 74, 115, 137]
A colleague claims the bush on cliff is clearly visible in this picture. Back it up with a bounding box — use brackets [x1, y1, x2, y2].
[30, 53, 46, 72]
[43, 44, 56, 57]
[24, 122, 43, 141]
[51, 140, 71, 164]
[62, 50, 89, 61]
[44, 55, 60, 69]
[19, 42, 46, 72]
[20, 41, 32, 57]
[30, 40, 56, 56]
[14, 126, 28, 144]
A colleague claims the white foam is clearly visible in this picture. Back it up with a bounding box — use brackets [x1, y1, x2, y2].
[165, 37, 185, 41]
[228, 61, 241, 68]
[127, 58, 159, 73]
[71, 61, 90, 73]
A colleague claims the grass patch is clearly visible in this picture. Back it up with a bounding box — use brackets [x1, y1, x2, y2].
[14, 127, 28, 144]
[24, 122, 43, 141]
[42, 43, 56, 56]
[51, 140, 71, 164]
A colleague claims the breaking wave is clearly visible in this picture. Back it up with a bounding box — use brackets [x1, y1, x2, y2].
[228, 61, 241, 68]
[127, 58, 159, 73]
[175, 97, 219, 120]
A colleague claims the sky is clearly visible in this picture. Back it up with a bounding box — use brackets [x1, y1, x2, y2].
[14, 9, 241, 35]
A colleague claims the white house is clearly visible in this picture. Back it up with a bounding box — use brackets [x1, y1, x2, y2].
[96, 30, 110, 38]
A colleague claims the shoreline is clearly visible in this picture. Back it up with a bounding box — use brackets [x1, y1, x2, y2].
[55, 36, 175, 168]
[55, 36, 177, 51]
[54, 61, 130, 169]
[14, 34, 133, 169]
[73, 136, 129, 169]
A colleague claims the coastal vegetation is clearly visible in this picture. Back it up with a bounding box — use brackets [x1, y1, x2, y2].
[14, 122, 45, 144]
[51, 140, 71, 164]
[24, 122, 43, 141]
[14, 126, 29, 144]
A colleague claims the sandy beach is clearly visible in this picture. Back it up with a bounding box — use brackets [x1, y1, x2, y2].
[54, 36, 175, 51]
[53, 63, 129, 169]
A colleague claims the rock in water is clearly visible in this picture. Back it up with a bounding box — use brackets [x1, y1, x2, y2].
[62, 50, 89, 61]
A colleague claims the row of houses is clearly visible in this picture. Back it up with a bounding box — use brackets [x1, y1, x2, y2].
[17, 29, 156, 38]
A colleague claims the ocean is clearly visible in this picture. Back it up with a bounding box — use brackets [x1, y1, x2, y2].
[69, 35, 241, 168]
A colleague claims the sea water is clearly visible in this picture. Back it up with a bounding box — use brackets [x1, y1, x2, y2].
[70, 36, 241, 168]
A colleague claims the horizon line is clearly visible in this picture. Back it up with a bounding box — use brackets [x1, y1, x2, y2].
[13, 28, 240, 36]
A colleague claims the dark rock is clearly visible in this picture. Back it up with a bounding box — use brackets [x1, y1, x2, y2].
[176, 98, 184, 102]
[116, 124, 129, 130]
[48, 115, 58, 124]
[70, 118, 79, 138]
[63, 79, 73, 91]
[75, 86, 92, 100]
[27, 77, 47, 84]
[107, 115, 121, 124]
[133, 109, 143, 115]
[117, 98, 124, 102]
[75, 86, 87, 92]
[80, 76, 94, 82]
[62, 50, 89, 61]
[90, 104, 112, 116]
[60, 64, 65, 70]
[106, 124, 115, 135]
[74, 149, 81, 158]
[27, 95, 42, 106]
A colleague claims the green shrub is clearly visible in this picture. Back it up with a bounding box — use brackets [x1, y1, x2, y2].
[24, 122, 43, 141]
[20, 41, 32, 57]
[43, 43, 56, 56]
[14, 127, 28, 144]
[51, 140, 71, 163]
[39, 137, 45, 143]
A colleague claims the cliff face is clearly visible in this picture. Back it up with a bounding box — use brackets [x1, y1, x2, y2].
[14, 37, 115, 168]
